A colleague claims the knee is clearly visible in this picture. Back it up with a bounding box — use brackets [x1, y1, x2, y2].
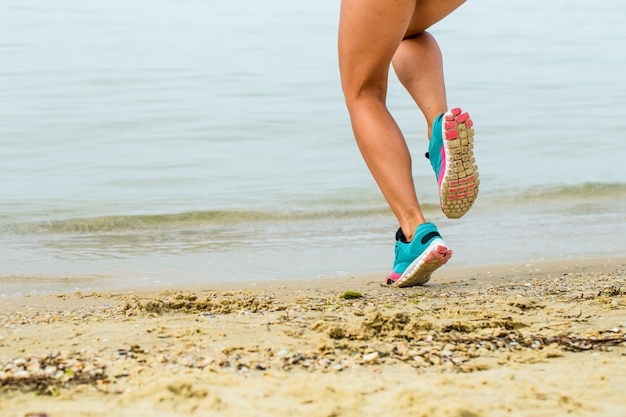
[341, 79, 387, 111]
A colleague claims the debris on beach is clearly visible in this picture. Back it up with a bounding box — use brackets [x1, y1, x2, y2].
[0, 266, 624, 396]
[0, 352, 107, 395]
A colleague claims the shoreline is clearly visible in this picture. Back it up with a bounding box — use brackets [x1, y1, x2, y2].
[1, 256, 625, 416]
[3, 254, 626, 300]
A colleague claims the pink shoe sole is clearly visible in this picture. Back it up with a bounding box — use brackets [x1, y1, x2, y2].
[439, 108, 479, 219]
[387, 244, 452, 288]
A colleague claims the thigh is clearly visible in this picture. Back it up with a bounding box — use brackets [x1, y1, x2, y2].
[338, 0, 467, 96]
[405, 0, 466, 37]
[338, 0, 416, 96]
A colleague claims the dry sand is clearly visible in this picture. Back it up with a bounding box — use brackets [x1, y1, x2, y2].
[1, 258, 625, 417]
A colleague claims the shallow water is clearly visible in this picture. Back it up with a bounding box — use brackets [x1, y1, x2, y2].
[1, 0, 626, 295]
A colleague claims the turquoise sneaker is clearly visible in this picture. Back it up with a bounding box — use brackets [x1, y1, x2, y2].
[427, 107, 479, 219]
[386, 222, 452, 287]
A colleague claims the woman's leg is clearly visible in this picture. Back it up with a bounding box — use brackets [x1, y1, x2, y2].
[338, 0, 466, 240]
[392, 32, 447, 138]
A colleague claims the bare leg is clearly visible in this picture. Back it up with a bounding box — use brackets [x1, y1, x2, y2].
[338, 0, 466, 240]
[392, 32, 447, 138]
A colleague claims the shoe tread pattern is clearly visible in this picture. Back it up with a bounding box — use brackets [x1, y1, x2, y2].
[440, 108, 479, 219]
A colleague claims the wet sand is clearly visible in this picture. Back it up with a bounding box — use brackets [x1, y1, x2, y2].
[1, 258, 625, 417]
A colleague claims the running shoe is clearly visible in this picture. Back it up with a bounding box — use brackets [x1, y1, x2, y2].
[386, 222, 452, 287]
[426, 107, 479, 219]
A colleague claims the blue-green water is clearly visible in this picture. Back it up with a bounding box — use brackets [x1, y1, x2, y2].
[1, 0, 626, 294]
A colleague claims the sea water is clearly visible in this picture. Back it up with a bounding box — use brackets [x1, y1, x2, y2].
[1, 0, 625, 295]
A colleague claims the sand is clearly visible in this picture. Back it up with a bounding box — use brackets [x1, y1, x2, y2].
[1, 257, 625, 417]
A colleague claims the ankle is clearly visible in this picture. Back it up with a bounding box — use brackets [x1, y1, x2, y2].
[399, 220, 427, 242]
[427, 111, 446, 140]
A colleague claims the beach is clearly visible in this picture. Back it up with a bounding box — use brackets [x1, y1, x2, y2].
[2, 1, 626, 415]
[2, 257, 625, 417]
[2, 0, 626, 287]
